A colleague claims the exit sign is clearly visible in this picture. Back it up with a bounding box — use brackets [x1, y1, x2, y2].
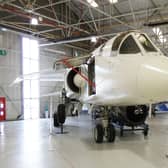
[0, 49, 7, 56]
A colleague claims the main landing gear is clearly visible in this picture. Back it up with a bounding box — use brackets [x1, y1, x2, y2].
[53, 104, 66, 134]
[53, 88, 67, 134]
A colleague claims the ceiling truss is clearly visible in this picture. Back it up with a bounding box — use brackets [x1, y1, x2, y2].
[0, 0, 167, 51]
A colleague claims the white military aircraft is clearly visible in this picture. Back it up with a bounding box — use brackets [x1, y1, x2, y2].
[53, 30, 168, 143]
[12, 30, 168, 143]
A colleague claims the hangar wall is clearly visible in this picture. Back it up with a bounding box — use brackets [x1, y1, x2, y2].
[0, 31, 22, 120]
[0, 30, 78, 119]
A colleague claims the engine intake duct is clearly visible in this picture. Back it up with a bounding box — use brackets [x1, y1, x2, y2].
[67, 67, 80, 93]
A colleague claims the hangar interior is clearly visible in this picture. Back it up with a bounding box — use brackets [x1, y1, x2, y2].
[0, 0, 168, 168]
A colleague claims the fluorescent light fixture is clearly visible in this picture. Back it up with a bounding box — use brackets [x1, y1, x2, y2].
[26, 9, 33, 13]
[159, 35, 167, 43]
[44, 48, 66, 55]
[152, 27, 167, 43]
[1, 28, 7, 31]
[87, 0, 98, 7]
[152, 27, 161, 35]
[38, 16, 43, 22]
[91, 36, 97, 43]
[109, 0, 118, 3]
[31, 17, 38, 25]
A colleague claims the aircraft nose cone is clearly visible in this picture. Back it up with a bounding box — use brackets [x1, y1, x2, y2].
[138, 57, 168, 102]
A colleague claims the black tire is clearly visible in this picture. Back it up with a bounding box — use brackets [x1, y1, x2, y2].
[94, 124, 104, 143]
[120, 125, 124, 137]
[107, 124, 116, 142]
[53, 113, 59, 127]
[75, 109, 78, 116]
[70, 107, 74, 116]
[144, 125, 149, 136]
[57, 104, 66, 124]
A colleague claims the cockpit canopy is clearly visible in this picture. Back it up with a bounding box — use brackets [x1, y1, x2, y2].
[95, 31, 160, 57]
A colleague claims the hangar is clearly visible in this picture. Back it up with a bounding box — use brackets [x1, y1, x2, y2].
[0, 0, 168, 168]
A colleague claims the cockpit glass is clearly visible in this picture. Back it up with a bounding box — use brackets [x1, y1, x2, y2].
[137, 34, 157, 52]
[112, 32, 128, 51]
[119, 35, 141, 54]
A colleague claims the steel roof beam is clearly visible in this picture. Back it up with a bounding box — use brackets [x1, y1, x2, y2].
[76, 0, 135, 29]
[34, 0, 70, 11]
[128, 0, 137, 27]
[32, 5, 168, 35]
[7, 2, 91, 35]
[68, 5, 168, 28]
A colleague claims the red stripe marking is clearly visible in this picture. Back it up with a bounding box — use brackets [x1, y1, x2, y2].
[62, 59, 95, 88]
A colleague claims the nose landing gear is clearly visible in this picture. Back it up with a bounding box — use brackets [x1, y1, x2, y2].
[93, 107, 116, 143]
[93, 105, 149, 143]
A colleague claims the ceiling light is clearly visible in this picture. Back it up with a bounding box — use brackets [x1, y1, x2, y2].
[25, 9, 33, 13]
[159, 35, 167, 43]
[91, 36, 97, 43]
[31, 17, 38, 25]
[109, 0, 118, 4]
[152, 27, 167, 43]
[44, 48, 65, 55]
[38, 16, 43, 22]
[1, 28, 7, 31]
[87, 0, 98, 7]
[152, 27, 161, 35]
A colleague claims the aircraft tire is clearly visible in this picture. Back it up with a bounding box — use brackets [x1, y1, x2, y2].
[94, 124, 104, 143]
[107, 124, 116, 142]
[53, 113, 59, 127]
[143, 125, 149, 137]
[57, 104, 66, 124]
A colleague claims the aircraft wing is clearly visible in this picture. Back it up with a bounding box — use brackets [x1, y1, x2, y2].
[41, 91, 61, 97]
[53, 54, 91, 70]
[10, 68, 65, 86]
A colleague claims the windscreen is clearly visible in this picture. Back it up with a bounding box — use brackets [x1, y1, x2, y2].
[112, 32, 128, 51]
[137, 34, 157, 52]
[120, 35, 141, 54]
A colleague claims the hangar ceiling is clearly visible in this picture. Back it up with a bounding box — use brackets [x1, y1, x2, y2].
[0, 0, 168, 51]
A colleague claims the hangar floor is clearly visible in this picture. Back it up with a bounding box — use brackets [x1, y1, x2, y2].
[0, 114, 168, 168]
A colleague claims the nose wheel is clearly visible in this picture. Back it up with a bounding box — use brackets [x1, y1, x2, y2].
[106, 124, 116, 142]
[143, 124, 149, 137]
[94, 123, 116, 143]
[94, 124, 104, 143]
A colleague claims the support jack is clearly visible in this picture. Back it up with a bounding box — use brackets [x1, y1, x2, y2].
[55, 124, 68, 134]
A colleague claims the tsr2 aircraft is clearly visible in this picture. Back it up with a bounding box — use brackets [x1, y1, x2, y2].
[53, 30, 168, 143]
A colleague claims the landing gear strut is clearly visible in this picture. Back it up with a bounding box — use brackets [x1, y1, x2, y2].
[93, 106, 116, 143]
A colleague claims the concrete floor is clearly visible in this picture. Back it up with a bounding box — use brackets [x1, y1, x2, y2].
[0, 114, 168, 168]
